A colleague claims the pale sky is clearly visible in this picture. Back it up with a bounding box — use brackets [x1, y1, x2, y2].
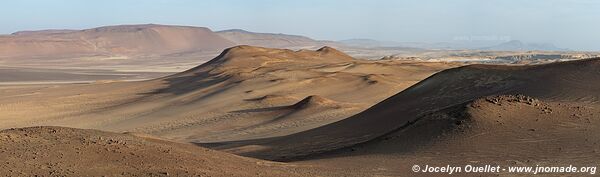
[1, 0, 599, 50]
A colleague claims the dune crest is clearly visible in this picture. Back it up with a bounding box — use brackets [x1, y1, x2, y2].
[0, 46, 458, 144]
[214, 58, 600, 162]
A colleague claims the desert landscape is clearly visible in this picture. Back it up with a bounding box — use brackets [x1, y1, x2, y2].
[2, 1, 600, 176]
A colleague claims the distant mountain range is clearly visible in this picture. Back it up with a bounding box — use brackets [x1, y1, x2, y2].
[338, 38, 568, 51]
[0, 24, 571, 60]
[0, 24, 340, 60]
[11, 29, 79, 35]
[480, 40, 568, 51]
[337, 39, 405, 48]
[215, 29, 336, 49]
[0, 24, 236, 59]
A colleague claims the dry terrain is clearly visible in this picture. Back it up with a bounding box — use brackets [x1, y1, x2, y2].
[0, 46, 459, 143]
[0, 126, 315, 176]
[1, 36, 599, 176]
[0, 66, 171, 84]
[208, 58, 600, 176]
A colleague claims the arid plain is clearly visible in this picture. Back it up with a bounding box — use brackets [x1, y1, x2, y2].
[1, 24, 599, 176]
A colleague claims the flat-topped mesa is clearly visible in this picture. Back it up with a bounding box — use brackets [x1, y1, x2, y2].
[82, 24, 214, 33]
[1, 24, 236, 58]
[84, 24, 164, 32]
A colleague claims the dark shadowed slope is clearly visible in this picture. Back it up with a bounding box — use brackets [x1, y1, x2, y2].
[0, 46, 458, 144]
[210, 58, 600, 161]
[291, 94, 600, 176]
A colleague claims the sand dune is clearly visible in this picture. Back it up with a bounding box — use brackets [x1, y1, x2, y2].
[0, 46, 458, 143]
[288, 94, 600, 176]
[1, 44, 599, 176]
[204, 58, 600, 175]
[0, 46, 459, 176]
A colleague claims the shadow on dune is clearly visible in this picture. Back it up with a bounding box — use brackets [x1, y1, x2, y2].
[195, 58, 600, 162]
[230, 106, 290, 113]
[143, 70, 234, 96]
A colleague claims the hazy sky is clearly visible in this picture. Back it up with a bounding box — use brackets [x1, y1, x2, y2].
[2, 0, 599, 50]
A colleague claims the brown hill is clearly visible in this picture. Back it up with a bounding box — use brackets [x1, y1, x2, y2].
[0, 24, 235, 59]
[287, 94, 600, 176]
[0, 46, 458, 143]
[6, 44, 598, 176]
[0, 25, 345, 61]
[11, 29, 78, 35]
[0, 46, 462, 176]
[212, 58, 600, 162]
[177, 45, 354, 74]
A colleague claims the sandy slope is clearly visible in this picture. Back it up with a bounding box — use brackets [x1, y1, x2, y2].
[0, 126, 311, 176]
[207, 58, 600, 176]
[292, 95, 600, 176]
[1, 45, 599, 176]
[0, 46, 459, 143]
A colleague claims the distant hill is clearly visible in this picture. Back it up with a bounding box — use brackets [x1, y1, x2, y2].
[0, 24, 236, 59]
[338, 38, 503, 50]
[481, 40, 567, 51]
[11, 29, 78, 35]
[1, 25, 351, 60]
[339, 38, 569, 52]
[338, 39, 405, 48]
[216, 29, 337, 49]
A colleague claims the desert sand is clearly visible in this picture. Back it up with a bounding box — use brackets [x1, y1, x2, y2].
[0, 46, 460, 142]
[208, 58, 600, 176]
[2, 38, 599, 176]
[0, 126, 314, 176]
[0, 45, 461, 176]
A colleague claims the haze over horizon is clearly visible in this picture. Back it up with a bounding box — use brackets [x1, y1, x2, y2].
[2, 0, 600, 51]
[3, 1, 600, 176]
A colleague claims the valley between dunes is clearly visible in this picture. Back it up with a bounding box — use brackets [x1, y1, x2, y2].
[0, 46, 459, 143]
[2, 45, 600, 176]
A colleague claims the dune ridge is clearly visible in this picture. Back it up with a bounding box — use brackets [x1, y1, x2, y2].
[211, 58, 600, 162]
[1, 44, 599, 176]
[0, 46, 457, 143]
